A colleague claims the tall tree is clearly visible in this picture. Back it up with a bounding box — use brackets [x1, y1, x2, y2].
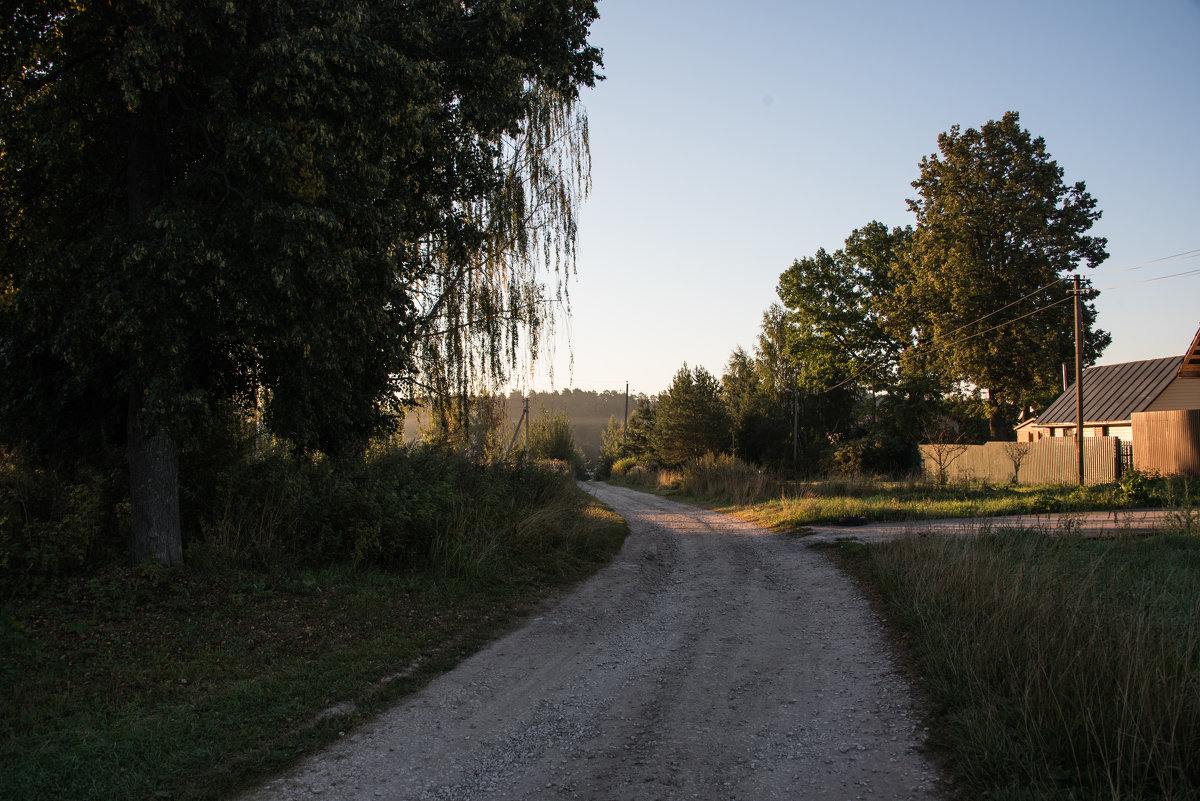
[623, 398, 657, 462]
[889, 111, 1109, 438]
[0, 1, 602, 564]
[721, 344, 792, 465]
[777, 222, 910, 394]
[651, 365, 731, 465]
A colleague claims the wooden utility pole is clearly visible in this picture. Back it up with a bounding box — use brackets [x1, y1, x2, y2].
[1073, 274, 1085, 486]
[505, 397, 531, 459]
[623, 381, 629, 449]
[792, 387, 799, 463]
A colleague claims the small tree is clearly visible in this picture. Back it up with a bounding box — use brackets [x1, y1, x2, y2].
[596, 414, 626, 478]
[529, 410, 586, 478]
[922, 418, 969, 486]
[623, 399, 657, 462]
[1002, 440, 1033, 485]
[419, 395, 508, 462]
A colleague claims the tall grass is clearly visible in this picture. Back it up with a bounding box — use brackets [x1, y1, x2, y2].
[185, 447, 579, 579]
[842, 531, 1200, 800]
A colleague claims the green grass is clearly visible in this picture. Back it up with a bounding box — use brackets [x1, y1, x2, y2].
[828, 531, 1200, 800]
[0, 488, 626, 801]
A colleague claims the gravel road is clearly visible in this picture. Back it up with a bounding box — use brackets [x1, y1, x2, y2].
[241, 483, 943, 801]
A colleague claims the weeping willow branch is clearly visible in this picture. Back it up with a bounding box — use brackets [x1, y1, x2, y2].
[410, 85, 591, 412]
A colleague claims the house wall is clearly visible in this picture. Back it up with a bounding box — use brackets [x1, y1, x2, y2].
[1145, 376, 1200, 412]
[1132, 409, 1200, 476]
[920, 437, 1122, 485]
[1021, 423, 1132, 442]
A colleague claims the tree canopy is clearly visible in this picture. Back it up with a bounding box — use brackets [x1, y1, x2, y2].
[888, 111, 1108, 437]
[777, 222, 910, 393]
[651, 365, 731, 466]
[0, 0, 602, 563]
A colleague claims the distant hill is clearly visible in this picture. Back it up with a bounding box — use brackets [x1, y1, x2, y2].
[402, 389, 653, 460]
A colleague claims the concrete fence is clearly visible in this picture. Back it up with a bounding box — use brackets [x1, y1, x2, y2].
[920, 437, 1123, 485]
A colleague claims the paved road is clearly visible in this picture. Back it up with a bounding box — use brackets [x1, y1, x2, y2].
[241, 483, 942, 801]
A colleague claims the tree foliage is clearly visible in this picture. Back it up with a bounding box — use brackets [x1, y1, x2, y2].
[777, 222, 911, 393]
[0, 0, 602, 563]
[889, 111, 1109, 437]
[722, 344, 791, 466]
[651, 365, 731, 466]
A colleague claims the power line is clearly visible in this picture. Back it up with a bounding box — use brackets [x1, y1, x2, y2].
[1096, 266, 1200, 291]
[933, 295, 1073, 352]
[817, 293, 1073, 396]
[932, 277, 1065, 342]
[808, 247, 1197, 397]
[1078, 247, 1200, 275]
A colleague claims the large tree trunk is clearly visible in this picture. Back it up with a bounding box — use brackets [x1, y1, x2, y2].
[128, 397, 184, 566]
[127, 111, 183, 566]
[988, 403, 1011, 441]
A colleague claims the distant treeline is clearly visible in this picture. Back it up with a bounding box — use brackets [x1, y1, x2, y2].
[403, 390, 652, 460]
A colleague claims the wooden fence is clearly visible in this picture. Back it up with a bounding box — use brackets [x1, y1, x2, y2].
[1132, 409, 1200, 476]
[920, 437, 1123, 485]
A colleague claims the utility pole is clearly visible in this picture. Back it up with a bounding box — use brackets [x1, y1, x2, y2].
[792, 387, 799, 464]
[623, 381, 629, 449]
[1073, 274, 1085, 486]
[505, 397, 531, 460]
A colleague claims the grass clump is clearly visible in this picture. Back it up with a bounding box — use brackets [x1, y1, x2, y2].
[834, 531, 1200, 800]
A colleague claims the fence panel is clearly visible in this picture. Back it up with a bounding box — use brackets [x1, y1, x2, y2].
[1132, 410, 1200, 476]
[920, 437, 1120, 485]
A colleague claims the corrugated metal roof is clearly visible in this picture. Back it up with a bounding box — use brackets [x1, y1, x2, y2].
[1036, 356, 1183, 425]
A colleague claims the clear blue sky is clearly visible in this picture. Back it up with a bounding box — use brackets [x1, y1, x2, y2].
[522, 0, 1200, 397]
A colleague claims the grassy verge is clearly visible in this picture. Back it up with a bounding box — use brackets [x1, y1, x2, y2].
[827, 531, 1200, 800]
[607, 454, 1197, 528]
[0, 486, 626, 801]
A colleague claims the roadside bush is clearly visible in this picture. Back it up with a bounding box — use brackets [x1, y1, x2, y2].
[1119, 468, 1159, 506]
[528, 410, 587, 479]
[678, 453, 783, 506]
[190, 445, 577, 578]
[610, 456, 640, 476]
[0, 448, 126, 585]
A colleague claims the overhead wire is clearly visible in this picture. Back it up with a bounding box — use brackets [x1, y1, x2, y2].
[1096, 266, 1200, 291]
[1075, 247, 1200, 275]
[810, 246, 1197, 396]
[934, 277, 1065, 342]
[820, 291, 1075, 398]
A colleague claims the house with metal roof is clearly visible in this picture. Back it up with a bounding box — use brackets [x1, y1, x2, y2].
[1015, 324, 1200, 474]
[1015, 355, 1190, 442]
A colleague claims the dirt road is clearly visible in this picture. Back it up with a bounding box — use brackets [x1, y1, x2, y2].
[242, 483, 942, 801]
